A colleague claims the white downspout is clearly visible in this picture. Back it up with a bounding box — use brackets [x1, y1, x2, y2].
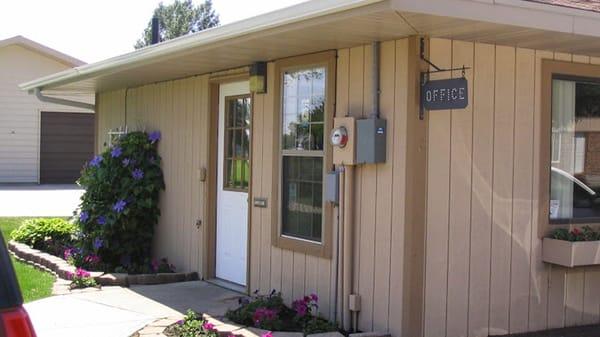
[33, 88, 95, 110]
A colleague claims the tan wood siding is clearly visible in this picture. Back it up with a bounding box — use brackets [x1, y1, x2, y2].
[423, 38, 600, 337]
[96, 75, 209, 274]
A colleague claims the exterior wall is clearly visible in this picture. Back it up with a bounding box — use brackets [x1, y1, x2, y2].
[423, 38, 600, 337]
[96, 75, 210, 274]
[0, 44, 90, 183]
[95, 36, 600, 337]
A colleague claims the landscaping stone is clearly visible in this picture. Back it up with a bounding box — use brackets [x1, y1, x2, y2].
[8, 240, 197, 288]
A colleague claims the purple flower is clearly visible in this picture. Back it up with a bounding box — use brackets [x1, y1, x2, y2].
[132, 168, 144, 180]
[89, 155, 103, 167]
[148, 131, 161, 144]
[64, 248, 73, 260]
[177, 320, 184, 325]
[122, 158, 131, 167]
[79, 211, 89, 223]
[111, 146, 122, 158]
[97, 216, 106, 225]
[113, 199, 127, 213]
[292, 299, 308, 317]
[151, 259, 159, 273]
[93, 237, 103, 250]
[310, 293, 318, 302]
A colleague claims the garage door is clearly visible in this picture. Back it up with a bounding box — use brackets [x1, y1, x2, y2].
[40, 112, 94, 184]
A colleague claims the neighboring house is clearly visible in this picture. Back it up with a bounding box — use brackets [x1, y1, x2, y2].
[20, 1, 600, 336]
[0, 36, 94, 184]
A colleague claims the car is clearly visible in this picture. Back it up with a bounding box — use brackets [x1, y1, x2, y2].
[0, 231, 37, 337]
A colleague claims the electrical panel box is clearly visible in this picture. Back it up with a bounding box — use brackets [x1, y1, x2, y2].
[356, 118, 386, 164]
[332, 117, 356, 165]
[325, 171, 340, 204]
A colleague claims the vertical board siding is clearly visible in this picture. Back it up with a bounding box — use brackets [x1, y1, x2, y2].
[96, 37, 600, 337]
[424, 39, 600, 337]
[96, 76, 209, 275]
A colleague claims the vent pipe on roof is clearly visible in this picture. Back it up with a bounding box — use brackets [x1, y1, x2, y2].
[151, 17, 160, 45]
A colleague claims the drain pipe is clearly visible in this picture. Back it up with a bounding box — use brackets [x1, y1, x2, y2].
[34, 88, 95, 110]
[370, 41, 380, 119]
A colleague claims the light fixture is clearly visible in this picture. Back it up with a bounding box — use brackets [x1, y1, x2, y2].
[249, 61, 267, 94]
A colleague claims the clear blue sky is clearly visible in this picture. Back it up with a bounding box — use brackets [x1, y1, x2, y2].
[1, 0, 306, 63]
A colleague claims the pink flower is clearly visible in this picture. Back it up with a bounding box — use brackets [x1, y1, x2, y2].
[310, 293, 318, 302]
[261, 332, 273, 337]
[66, 271, 73, 280]
[202, 321, 215, 331]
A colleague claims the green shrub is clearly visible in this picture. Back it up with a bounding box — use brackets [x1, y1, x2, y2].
[77, 131, 165, 271]
[11, 218, 77, 254]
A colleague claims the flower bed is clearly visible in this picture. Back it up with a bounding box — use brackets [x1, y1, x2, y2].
[543, 226, 600, 267]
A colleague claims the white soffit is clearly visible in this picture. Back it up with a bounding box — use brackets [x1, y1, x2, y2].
[21, 0, 600, 94]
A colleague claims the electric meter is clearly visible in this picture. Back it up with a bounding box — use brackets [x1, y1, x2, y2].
[330, 126, 348, 148]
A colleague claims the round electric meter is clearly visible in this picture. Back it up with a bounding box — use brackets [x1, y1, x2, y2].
[330, 126, 348, 148]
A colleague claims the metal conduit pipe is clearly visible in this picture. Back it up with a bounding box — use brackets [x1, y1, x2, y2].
[370, 41, 380, 119]
[342, 165, 354, 331]
[34, 88, 95, 110]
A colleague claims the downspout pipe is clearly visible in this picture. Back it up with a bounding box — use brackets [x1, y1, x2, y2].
[369, 41, 380, 119]
[33, 88, 95, 110]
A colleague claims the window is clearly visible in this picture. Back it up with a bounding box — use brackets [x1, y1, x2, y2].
[224, 95, 251, 191]
[549, 78, 600, 221]
[281, 67, 326, 242]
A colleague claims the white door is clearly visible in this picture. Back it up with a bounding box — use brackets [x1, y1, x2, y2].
[216, 81, 250, 286]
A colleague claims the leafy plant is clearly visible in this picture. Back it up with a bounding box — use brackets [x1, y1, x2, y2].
[226, 291, 337, 335]
[549, 226, 600, 242]
[77, 131, 165, 271]
[11, 218, 77, 255]
[173, 310, 219, 337]
[67, 268, 98, 289]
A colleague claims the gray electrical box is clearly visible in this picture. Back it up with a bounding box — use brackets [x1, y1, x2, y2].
[356, 118, 386, 164]
[325, 171, 340, 204]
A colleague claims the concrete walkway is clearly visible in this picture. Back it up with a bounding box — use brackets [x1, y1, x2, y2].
[0, 184, 83, 216]
[25, 281, 242, 337]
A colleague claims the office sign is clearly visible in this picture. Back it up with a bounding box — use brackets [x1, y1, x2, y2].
[421, 77, 468, 110]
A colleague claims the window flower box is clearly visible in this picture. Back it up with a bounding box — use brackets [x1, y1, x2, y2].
[542, 238, 600, 267]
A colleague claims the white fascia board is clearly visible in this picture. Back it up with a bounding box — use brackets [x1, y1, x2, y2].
[393, 0, 600, 38]
[20, 0, 387, 92]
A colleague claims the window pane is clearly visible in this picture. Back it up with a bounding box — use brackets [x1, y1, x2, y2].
[282, 67, 326, 151]
[227, 100, 236, 127]
[282, 156, 323, 242]
[550, 79, 600, 220]
[310, 123, 324, 151]
[226, 129, 234, 158]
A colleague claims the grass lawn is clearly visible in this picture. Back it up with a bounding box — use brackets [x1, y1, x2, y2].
[1, 217, 56, 302]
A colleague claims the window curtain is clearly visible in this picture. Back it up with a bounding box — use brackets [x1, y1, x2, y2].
[551, 79, 576, 218]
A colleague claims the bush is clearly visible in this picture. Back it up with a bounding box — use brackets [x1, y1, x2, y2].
[67, 268, 98, 289]
[77, 131, 165, 271]
[11, 218, 77, 255]
[225, 291, 337, 335]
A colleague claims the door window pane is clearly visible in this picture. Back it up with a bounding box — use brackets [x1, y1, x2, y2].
[550, 79, 600, 220]
[224, 95, 251, 191]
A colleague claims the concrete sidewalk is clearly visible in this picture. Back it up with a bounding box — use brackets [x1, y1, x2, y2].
[0, 184, 83, 216]
[25, 281, 242, 337]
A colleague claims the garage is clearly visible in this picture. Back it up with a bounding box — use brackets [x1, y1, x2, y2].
[39, 111, 94, 184]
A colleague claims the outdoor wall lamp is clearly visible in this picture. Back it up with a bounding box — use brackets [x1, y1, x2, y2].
[249, 61, 267, 94]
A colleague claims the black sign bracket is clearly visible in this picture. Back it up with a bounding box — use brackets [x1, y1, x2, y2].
[419, 37, 471, 120]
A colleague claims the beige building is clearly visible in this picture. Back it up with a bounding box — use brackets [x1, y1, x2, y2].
[21, 1, 600, 336]
[0, 36, 94, 183]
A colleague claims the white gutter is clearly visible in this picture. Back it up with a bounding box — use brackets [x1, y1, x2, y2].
[34, 88, 94, 110]
[20, 0, 386, 92]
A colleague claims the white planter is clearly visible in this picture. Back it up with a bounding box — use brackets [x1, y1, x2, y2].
[542, 238, 600, 267]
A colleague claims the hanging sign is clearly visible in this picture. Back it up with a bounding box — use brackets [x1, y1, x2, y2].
[421, 77, 468, 110]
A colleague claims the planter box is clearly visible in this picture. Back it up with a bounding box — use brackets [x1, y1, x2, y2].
[542, 238, 600, 267]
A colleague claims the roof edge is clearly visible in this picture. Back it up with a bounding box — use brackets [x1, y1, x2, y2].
[0, 35, 85, 67]
[20, 0, 386, 92]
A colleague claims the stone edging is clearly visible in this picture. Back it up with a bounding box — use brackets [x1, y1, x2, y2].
[133, 313, 392, 337]
[8, 240, 199, 287]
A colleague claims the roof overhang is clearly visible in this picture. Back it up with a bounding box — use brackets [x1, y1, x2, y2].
[20, 0, 600, 95]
